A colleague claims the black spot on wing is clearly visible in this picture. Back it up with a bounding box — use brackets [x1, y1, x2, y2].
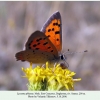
[53, 23, 56, 26]
[47, 35, 50, 37]
[55, 31, 60, 34]
[52, 28, 54, 31]
[33, 44, 37, 47]
[58, 24, 60, 27]
[35, 48, 39, 50]
[56, 39, 59, 41]
[43, 42, 48, 45]
[53, 23, 59, 26]
[51, 50, 53, 52]
[36, 38, 42, 42]
[48, 29, 51, 32]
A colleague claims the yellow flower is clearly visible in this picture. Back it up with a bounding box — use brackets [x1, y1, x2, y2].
[22, 62, 81, 91]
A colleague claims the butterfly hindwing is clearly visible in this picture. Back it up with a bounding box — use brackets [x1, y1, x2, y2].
[15, 49, 58, 63]
[41, 11, 62, 52]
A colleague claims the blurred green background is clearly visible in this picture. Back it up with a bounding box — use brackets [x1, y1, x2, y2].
[0, 1, 100, 90]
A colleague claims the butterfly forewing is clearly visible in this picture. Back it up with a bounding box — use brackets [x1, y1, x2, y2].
[41, 11, 62, 52]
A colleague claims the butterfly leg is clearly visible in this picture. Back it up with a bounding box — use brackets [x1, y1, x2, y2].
[41, 64, 46, 68]
[54, 62, 57, 68]
[64, 60, 69, 68]
[52, 61, 59, 72]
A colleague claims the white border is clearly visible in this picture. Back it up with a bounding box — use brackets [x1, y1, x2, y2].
[0, 91, 100, 100]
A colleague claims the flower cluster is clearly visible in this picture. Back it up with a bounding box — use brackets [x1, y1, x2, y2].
[22, 62, 81, 91]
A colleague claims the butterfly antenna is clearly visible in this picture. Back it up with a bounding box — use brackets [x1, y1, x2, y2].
[63, 50, 88, 55]
[62, 49, 88, 67]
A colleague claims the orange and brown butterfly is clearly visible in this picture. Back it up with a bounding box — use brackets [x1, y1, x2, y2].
[15, 11, 64, 64]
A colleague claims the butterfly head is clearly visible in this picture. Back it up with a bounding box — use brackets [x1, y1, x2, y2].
[59, 54, 66, 61]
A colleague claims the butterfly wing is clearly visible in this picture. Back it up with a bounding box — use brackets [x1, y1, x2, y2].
[15, 49, 58, 63]
[15, 31, 59, 63]
[41, 11, 62, 52]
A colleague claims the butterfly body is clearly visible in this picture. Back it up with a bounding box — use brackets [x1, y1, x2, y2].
[15, 11, 62, 64]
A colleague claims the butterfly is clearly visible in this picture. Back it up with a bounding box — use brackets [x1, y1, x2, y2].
[15, 11, 66, 64]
